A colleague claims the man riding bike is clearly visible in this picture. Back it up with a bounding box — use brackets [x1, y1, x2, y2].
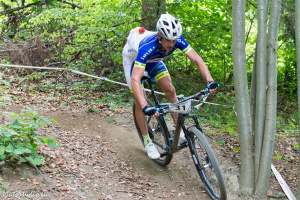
[122, 13, 214, 159]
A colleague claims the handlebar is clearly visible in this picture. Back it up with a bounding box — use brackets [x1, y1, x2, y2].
[157, 82, 220, 114]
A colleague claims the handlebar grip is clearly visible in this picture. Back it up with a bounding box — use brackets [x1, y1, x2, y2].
[206, 81, 219, 90]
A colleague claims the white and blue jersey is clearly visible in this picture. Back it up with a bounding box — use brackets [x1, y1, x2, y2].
[135, 34, 192, 66]
[133, 34, 192, 82]
[122, 27, 193, 88]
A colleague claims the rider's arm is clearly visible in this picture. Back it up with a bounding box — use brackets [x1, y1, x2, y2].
[175, 35, 214, 83]
[186, 49, 214, 83]
[131, 66, 148, 109]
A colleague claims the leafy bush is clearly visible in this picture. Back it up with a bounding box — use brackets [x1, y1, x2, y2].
[0, 111, 57, 166]
[14, 0, 140, 75]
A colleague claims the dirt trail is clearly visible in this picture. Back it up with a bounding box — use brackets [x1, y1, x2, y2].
[1, 68, 294, 200]
[0, 69, 240, 200]
[51, 111, 211, 200]
[1, 107, 229, 200]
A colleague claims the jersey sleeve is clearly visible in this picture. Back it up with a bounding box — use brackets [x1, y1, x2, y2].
[176, 35, 193, 54]
[134, 44, 155, 69]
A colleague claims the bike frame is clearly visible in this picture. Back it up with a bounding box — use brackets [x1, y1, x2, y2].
[139, 77, 227, 200]
[171, 113, 202, 153]
[144, 77, 203, 154]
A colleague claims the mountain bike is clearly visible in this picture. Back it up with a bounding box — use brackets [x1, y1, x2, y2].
[133, 77, 227, 200]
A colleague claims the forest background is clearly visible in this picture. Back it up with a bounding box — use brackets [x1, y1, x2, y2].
[0, 0, 297, 135]
[0, 0, 299, 198]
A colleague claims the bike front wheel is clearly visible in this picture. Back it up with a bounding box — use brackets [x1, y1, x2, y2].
[186, 126, 227, 200]
[133, 102, 173, 166]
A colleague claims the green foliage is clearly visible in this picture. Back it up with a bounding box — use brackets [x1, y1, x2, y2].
[167, 0, 232, 83]
[0, 110, 57, 166]
[8, 0, 141, 75]
[0, 0, 297, 138]
[292, 143, 300, 151]
[25, 71, 47, 82]
[197, 91, 237, 136]
[277, 113, 298, 135]
[93, 91, 131, 110]
[277, 39, 297, 96]
[274, 151, 283, 161]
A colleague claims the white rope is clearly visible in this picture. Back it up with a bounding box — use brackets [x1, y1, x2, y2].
[202, 101, 232, 107]
[70, 69, 128, 87]
[0, 64, 66, 71]
[70, 69, 165, 95]
[0, 63, 239, 102]
[271, 164, 296, 200]
[0, 49, 22, 53]
[0, 63, 165, 95]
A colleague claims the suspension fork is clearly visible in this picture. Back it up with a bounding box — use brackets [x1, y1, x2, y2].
[181, 115, 203, 143]
[191, 115, 203, 131]
[171, 114, 185, 153]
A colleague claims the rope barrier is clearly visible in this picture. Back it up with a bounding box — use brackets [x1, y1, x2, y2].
[0, 63, 167, 95]
[271, 164, 296, 200]
[0, 63, 66, 71]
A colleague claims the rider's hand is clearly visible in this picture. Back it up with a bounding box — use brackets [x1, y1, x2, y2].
[142, 105, 158, 116]
[206, 81, 218, 94]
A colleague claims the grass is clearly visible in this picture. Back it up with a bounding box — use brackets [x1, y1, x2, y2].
[195, 92, 238, 136]
[92, 91, 132, 111]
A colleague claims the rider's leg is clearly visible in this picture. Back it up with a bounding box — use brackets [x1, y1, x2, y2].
[133, 84, 160, 159]
[149, 61, 183, 135]
[157, 75, 177, 103]
[134, 98, 148, 137]
[134, 100, 160, 159]
[156, 73, 186, 145]
[123, 47, 151, 144]
[123, 42, 159, 159]
[156, 75, 178, 123]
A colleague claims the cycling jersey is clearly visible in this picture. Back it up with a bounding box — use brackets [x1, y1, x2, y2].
[122, 27, 193, 88]
[134, 34, 192, 69]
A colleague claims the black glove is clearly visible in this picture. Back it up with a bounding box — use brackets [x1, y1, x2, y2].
[206, 81, 219, 90]
[142, 105, 158, 116]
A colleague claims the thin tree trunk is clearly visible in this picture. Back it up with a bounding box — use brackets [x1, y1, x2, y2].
[254, 0, 268, 181]
[296, 0, 300, 198]
[141, 0, 165, 30]
[251, 43, 257, 133]
[255, 0, 281, 198]
[232, 0, 255, 194]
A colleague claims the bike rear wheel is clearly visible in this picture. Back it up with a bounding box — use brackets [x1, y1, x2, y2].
[133, 102, 173, 166]
[186, 126, 227, 200]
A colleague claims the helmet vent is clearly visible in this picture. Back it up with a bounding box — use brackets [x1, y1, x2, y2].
[172, 22, 175, 29]
[161, 28, 168, 37]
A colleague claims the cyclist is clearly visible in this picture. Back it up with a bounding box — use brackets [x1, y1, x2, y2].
[122, 13, 214, 159]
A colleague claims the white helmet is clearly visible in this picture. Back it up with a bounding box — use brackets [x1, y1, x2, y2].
[156, 13, 182, 40]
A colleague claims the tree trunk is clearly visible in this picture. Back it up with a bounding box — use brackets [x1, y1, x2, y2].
[254, 0, 268, 181]
[141, 0, 166, 30]
[251, 43, 257, 133]
[232, 0, 255, 194]
[255, 0, 281, 198]
[296, 0, 300, 198]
